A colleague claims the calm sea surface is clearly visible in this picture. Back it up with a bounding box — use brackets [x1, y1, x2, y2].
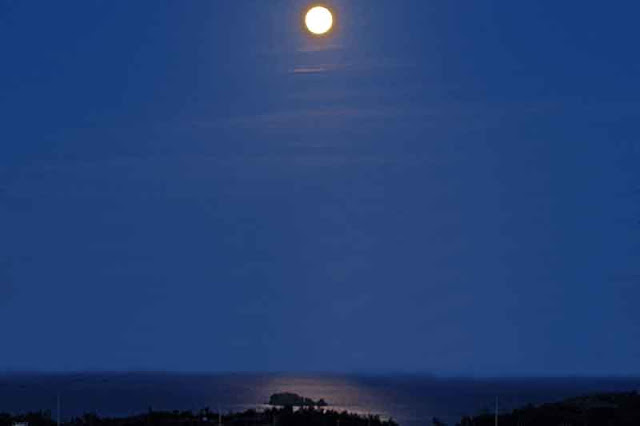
[1, 374, 639, 426]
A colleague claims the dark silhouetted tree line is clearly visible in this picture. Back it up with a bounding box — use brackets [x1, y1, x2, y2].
[3, 391, 640, 426]
[457, 392, 640, 426]
[0, 407, 397, 426]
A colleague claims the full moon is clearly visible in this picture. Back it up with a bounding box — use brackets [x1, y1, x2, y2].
[305, 6, 333, 35]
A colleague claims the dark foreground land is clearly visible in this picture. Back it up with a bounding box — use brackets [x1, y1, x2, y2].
[459, 391, 640, 426]
[2, 392, 640, 426]
[0, 407, 396, 426]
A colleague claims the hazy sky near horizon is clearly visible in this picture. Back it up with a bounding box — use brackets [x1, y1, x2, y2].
[1, 1, 639, 375]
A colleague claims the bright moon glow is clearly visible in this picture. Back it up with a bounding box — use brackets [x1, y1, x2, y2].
[305, 6, 333, 35]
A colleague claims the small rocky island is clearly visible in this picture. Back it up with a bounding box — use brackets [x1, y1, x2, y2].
[269, 392, 328, 407]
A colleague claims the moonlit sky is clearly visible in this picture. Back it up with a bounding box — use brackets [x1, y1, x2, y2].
[1, 1, 639, 375]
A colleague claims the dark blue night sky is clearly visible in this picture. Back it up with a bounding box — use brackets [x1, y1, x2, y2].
[1, 1, 639, 375]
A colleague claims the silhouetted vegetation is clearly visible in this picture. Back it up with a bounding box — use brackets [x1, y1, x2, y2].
[0, 407, 396, 426]
[458, 392, 640, 426]
[3, 391, 640, 426]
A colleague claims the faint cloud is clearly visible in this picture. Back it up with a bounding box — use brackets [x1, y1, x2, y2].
[296, 43, 343, 53]
[290, 65, 339, 74]
[289, 58, 414, 76]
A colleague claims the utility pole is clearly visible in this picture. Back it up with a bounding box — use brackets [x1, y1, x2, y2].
[494, 397, 499, 426]
[56, 391, 60, 426]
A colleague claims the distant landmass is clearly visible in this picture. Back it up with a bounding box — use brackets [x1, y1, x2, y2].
[268, 393, 328, 407]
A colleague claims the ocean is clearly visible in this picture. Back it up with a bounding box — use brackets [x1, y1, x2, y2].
[1, 374, 639, 426]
